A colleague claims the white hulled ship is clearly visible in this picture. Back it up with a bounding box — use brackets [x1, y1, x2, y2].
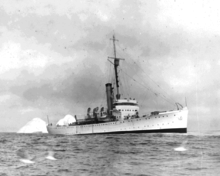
[47, 35, 188, 135]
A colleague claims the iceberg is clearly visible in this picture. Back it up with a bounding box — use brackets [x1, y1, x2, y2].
[17, 118, 48, 133]
[56, 114, 76, 126]
[56, 118, 65, 126]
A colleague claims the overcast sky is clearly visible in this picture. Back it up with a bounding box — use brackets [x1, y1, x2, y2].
[0, 0, 220, 132]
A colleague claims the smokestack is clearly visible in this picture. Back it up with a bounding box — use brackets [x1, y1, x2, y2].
[106, 83, 113, 115]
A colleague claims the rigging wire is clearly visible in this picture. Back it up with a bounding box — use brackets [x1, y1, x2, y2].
[119, 80, 124, 98]
[118, 67, 175, 106]
[107, 59, 112, 83]
[107, 58, 174, 106]
[116, 43, 177, 105]
[81, 61, 105, 110]
[126, 58, 175, 104]
[119, 68, 130, 98]
[117, 69, 124, 97]
[123, 68, 131, 98]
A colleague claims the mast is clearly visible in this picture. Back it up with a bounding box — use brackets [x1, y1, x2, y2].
[109, 35, 124, 100]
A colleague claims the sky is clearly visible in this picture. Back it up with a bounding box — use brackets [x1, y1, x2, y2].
[0, 0, 220, 132]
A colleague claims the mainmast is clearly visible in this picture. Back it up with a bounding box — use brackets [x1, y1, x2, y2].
[109, 35, 124, 100]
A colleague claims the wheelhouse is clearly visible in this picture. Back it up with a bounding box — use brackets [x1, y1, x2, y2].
[112, 99, 139, 120]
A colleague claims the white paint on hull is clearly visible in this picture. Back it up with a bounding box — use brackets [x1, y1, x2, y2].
[47, 108, 188, 135]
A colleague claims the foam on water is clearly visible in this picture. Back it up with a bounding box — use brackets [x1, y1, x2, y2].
[45, 151, 57, 160]
[19, 159, 35, 164]
[174, 146, 187, 152]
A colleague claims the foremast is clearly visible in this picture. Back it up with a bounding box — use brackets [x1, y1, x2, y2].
[109, 35, 124, 100]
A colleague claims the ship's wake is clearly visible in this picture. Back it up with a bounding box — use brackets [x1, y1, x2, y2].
[16, 148, 57, 164]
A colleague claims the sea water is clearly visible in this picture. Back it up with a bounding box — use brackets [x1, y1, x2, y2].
[0, 131, 220, 176]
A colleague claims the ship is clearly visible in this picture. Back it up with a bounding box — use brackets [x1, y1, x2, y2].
[47, 35, 188, 135]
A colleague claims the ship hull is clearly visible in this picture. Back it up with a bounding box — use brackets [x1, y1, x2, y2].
[47, 108, 188, 135]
